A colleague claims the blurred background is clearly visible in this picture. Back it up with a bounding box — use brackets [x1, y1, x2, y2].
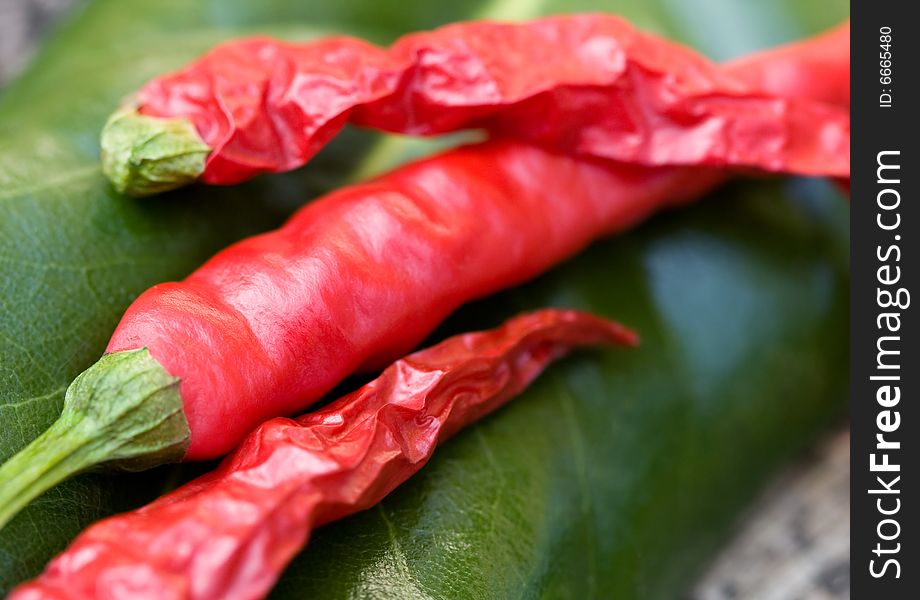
[0, 1, 849, 598]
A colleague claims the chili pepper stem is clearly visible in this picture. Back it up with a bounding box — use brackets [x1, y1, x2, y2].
[0, 414, 92, 529]
[0, 348, 189, 530]
[101, 107, 211, 196]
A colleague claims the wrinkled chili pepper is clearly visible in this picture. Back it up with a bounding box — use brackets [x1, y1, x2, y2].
[0, 21, 850, 529]
[11, 309, 634, 600]
[101, 15, 850, 195]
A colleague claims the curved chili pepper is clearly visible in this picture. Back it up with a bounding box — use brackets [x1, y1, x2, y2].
[11, 309, 634, 600]
[0, 22, 850, 530]
[101, 15, 851, 195]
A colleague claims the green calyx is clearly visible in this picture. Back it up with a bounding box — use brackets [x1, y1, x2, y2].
[0, 348, 189, 530]
[101, 107, 211, 196]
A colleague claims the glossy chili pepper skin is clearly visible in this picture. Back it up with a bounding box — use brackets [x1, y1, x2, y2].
[12, 309, 635, 600]
[106, 141, 720, 459]
[106, 15, 850, 194]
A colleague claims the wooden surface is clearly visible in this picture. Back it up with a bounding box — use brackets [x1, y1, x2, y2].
[691, 428, 849, 600]
[0, 1, 850, 597]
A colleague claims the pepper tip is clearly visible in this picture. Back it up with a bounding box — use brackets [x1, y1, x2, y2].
[101, 107, 210, 197]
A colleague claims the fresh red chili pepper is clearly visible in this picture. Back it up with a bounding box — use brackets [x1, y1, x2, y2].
[10, 309, 634, 600]
[0, 21, 850, 530]
[107, 141, 718, 461]
[101, 15, 850, 195]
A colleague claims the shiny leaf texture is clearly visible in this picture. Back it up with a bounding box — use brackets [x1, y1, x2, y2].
[0, 0, 847, 596]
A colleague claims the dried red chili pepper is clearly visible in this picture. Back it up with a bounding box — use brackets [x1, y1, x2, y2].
[10, 309, 634, 600]
[101, 15, 851, 195]
[0, 22, 850, 530]
[723, 21, 850, 108]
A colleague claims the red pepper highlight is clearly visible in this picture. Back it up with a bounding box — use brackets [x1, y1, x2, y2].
[121, 15, 849, 190]
[12, 309, 634, 600]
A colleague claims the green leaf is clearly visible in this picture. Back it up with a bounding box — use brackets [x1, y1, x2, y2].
[0, 0, 847, 596]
